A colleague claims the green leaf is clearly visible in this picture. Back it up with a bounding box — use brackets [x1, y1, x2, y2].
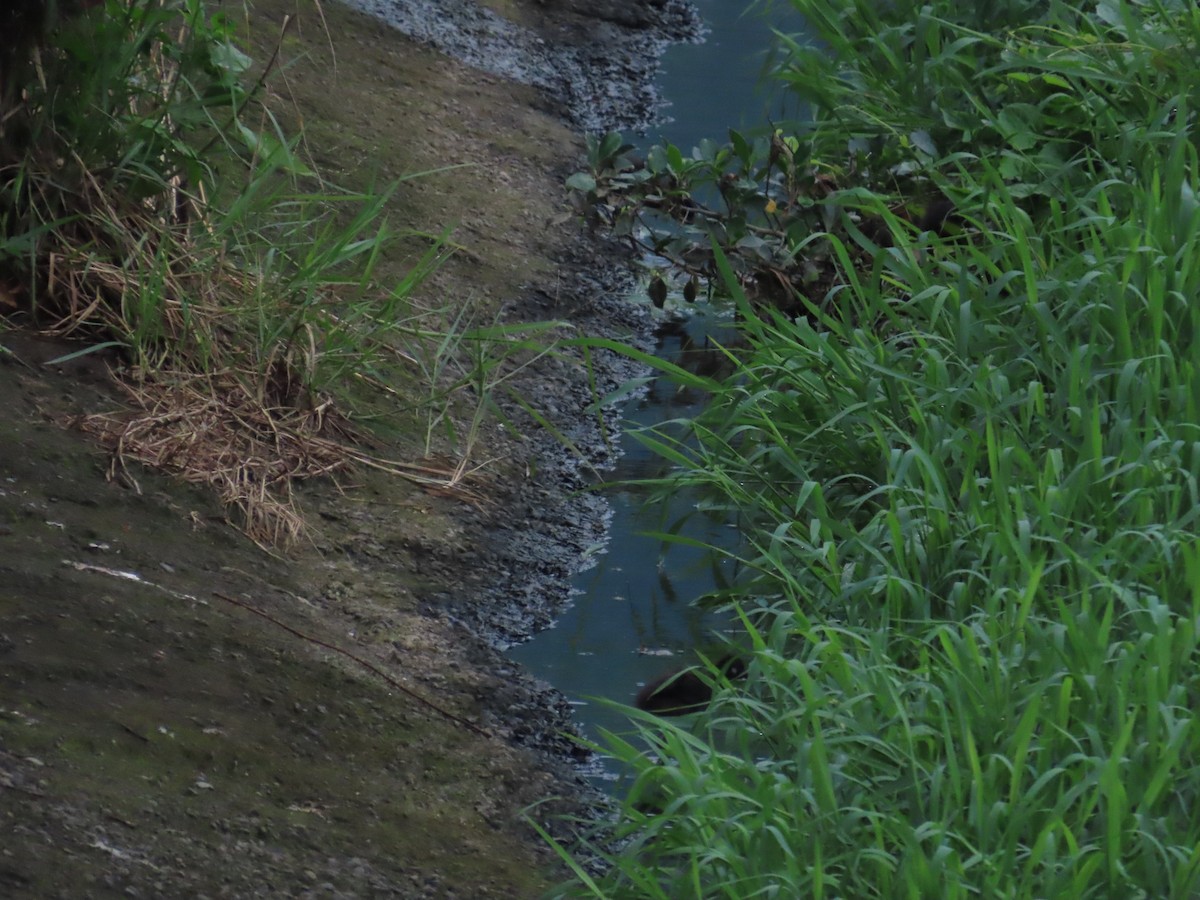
[565, 172, 596, 193]
[599, 131, 623, 163]
[730, 129, 751, 165]
[210, 40, 252, 76]
[909, 129, 937, 158]
[43, 341, 128, 366]
[646, 144, 668, 174]
[666, 143, 685, 173]
[236, 122, 314, 177]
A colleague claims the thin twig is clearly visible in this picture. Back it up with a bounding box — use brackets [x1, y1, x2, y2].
[211, 591, 492, 739]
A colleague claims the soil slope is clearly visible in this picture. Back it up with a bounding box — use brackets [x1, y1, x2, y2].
[0, 0, 686, 895]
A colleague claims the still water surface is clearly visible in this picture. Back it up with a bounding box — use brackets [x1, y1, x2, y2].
[646, 0, 808, 153]
[507, 1, 812, 788]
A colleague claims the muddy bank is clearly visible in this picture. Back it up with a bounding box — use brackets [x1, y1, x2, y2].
[319, 0, 697, 650]
[418, 238, 654, 649]
[1, 0, 686, 895]
[0, 351, 581, 898]
[337, 0, 701, 132]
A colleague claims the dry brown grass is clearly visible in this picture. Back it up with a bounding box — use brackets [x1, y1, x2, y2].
[78, 372, 344, 546]
[77, 369, 488, 546]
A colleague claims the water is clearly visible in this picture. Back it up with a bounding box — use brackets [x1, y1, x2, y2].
[508, 309, 744, 783]
[646, 0, 809, 154]
[508, 1, 814, 789]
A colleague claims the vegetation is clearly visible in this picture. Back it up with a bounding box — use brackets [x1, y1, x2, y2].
[0, 0, 553, 544]
[557, 0, 1200, 896]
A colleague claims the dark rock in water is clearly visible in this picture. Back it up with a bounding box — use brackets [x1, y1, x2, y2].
[635, 654, 745, 716]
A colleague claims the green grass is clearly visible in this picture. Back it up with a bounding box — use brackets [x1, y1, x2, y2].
[554, 0, 1200, 896]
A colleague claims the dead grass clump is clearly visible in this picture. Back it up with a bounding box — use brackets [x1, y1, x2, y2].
[79, 372, 349, 546]
[78, 367, 490, 547]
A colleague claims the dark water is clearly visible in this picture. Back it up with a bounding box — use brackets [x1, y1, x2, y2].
[645, 0, 809, 154]
[508, 1, 813, 788]
[509, 309, 744, 784]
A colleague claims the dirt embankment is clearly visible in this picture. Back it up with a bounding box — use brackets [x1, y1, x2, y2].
[0, 1, 692, 896]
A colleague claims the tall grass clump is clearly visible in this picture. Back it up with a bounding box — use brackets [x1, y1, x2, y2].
[0, 1, 544, 543]
[557, 0, 1200, 896]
